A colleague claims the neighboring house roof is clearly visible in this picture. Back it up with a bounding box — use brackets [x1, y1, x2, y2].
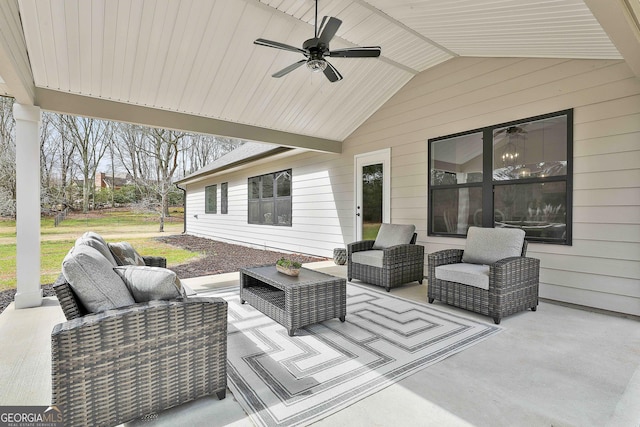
[175, 142, 291, 185]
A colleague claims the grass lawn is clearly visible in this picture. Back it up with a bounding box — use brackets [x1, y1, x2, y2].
[0, 208, 200, 292]
[362, 222, 382, 240]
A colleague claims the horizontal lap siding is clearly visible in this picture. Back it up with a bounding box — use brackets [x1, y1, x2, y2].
[343, 57, 640, 316]
[184, 57, 639, 315]
[185, 152, 352, 258]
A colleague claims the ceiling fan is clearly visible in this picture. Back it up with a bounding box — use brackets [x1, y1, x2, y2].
[254, 0, 381, 82]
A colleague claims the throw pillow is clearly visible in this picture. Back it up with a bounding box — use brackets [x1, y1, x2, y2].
[372, 223, 416, 249]
[82, 231, 108, 246]
[114, 265, 184, 303]
[62, 244, 135, 313]
[108, 241, 146, 266]
[462, 226, 526, 265]
[75, 235, 119, 266]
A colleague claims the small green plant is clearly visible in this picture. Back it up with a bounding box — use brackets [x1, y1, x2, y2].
[276, 258, 301, 269]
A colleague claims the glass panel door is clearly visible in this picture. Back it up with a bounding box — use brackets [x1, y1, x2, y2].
[355, 149, 390, 241]
[361, 163, 383, 240]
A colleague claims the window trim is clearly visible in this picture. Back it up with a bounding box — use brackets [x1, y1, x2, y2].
[428, 109, 573, 245]
[205, 184, 217, 214]
[247, 169, 292, 226]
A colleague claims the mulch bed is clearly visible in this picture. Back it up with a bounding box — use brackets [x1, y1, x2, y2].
[156, 235, 328, 278]
[0, 235, 328, 315]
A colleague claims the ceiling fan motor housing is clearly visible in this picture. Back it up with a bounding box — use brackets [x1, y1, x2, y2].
[303, 38, 329, 59]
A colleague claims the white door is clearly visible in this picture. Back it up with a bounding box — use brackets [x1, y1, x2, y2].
[355, 149, 391, 241]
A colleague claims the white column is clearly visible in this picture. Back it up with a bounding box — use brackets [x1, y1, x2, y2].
[13, 103, 42, 309]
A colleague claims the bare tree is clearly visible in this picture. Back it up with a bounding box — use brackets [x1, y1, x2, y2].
[113, 122, 149, 198]
[0, 96, 16, 216]
[145, 128, 184, 231]
[1, 96, 245, 219]
[53, 114, 79, 207]
[182, 134, 244, 176]
[62, 115, 112, 213]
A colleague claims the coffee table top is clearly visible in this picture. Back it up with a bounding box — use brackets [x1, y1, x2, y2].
[240, 264, 344, 289]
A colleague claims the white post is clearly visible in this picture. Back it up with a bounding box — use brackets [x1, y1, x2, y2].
[13, 103, 42, 309]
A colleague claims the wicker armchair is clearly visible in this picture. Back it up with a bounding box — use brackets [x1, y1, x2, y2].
[52, 270, 228, 426]
[427, 226, 539, 324]
[348, 224, 425, 292]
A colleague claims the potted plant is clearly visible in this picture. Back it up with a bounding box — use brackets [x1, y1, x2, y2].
[276, 258, 302, 276]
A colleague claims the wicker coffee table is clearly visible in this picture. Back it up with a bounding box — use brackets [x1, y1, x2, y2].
[240, 265, 346, 336]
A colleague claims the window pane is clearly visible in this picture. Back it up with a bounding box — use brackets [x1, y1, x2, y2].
[362, 163, 383, 239]
[221, 182, 228, 214]
[262, 200, 274, 224]
[494, 182, 567, 242]
[205, 184, 216, 213]
[431, 187, 483, 234]
[493, 115, 568, 180]
[248, 200, 260, 223]
[249, 177, 260, 199]
[275, 199, 291, 225]
[431, 132, 483, 186]
[262, 174, 274, 198]
[276, 170, 291, 197]
[248, 170, 293, 226]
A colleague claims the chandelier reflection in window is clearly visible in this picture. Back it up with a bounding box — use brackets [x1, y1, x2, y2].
[499, 126, 526, 167]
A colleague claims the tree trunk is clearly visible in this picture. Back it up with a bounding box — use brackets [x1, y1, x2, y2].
[163, 195, 170, 217]
[83, 181, 90, 213]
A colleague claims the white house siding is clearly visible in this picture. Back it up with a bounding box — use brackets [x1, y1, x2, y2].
[343, 57, 640, 316]
[184, 151, 354, 258]
[184, 56, 640, 316]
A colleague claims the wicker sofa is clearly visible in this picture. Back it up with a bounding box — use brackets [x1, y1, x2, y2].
[427, 226, 539, 324]
[52, 232, 228, 426]
[347, 223, 425, 292]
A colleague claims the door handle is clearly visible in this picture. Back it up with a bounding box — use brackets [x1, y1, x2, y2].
[356, 213, 361, 216]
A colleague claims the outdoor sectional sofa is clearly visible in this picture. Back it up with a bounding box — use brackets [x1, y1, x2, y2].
[52, 232, 228, 426]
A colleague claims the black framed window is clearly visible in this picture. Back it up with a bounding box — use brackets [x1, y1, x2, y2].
[428, 110, 572, 244]
[248, 169, 292, 226]
[221, 182, 228, 214]
[205, 184, 217, 214]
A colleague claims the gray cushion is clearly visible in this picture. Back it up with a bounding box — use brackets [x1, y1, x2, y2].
[62, 244, 135, 313]
[75, 235, 119, 266]
[114, 266, 183, 302]
[351, 250, 384, 268]
[82, 231, 108, 246]
[435, 263, 490, 290]
[108, 241, 146, 266]
[372, 224, 416, 249]
[462, 227, 526, 265]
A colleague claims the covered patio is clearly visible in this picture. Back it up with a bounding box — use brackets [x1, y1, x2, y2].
[1, 0, 640, 425]
[1, 261, 639, 426]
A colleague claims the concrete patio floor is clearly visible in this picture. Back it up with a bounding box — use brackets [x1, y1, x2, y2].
[1, 261, 639, 426]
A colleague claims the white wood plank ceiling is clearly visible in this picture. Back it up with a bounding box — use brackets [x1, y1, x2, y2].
[16, 0, 621, 142]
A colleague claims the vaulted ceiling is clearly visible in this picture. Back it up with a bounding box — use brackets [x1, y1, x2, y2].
[1, 0, 639, 152]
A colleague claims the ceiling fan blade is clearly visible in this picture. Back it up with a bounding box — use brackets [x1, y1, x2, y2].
[329, 46, 381, 58]
[317, 16, 342, 45]
[323, 60, 343, 83]
[254, 38, 306, 55]
[272, 60, 307, 78]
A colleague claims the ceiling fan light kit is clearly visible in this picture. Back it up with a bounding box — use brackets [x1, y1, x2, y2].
[254, 0, 381, 82]
[307, 59, 327, 72]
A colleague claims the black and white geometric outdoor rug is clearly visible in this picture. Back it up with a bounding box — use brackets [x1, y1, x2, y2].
[210, 283, 501, 427]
